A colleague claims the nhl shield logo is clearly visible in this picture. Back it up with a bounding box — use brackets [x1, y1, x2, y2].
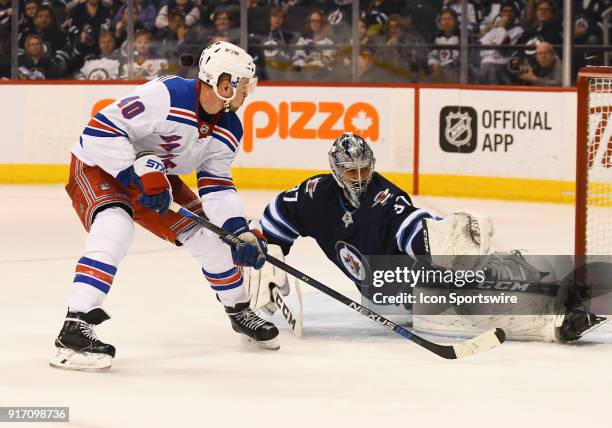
[439, 106, 478, 153]
[445, 112, 472, 147]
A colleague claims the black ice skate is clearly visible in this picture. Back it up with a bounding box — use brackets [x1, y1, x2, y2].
[557, 310, 607, 342]
[49, 308, 116, 371]
[226, 302, 280, 350]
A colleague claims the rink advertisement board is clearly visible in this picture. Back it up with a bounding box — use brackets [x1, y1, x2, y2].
[233, 85, 415, 189]
[418, 88, 577, 202]
[0, 83, 414, 191]
[0, 82, 578, 202]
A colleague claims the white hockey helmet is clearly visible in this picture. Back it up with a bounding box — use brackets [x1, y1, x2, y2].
[198, 41, 257, 109]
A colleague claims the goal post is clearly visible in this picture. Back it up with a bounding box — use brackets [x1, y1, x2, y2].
[575, 67, 612, 256]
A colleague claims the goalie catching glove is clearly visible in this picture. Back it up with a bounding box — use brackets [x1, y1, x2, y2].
[243, 244, 290, 315]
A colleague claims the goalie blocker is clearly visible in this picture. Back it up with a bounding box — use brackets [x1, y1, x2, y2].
[414, 213, 605, 343]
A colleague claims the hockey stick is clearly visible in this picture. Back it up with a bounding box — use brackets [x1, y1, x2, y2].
[271, 283, 303, 337]
[171, 203, 505, 359]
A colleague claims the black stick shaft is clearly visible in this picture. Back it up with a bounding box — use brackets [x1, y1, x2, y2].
[172, 203, 463, 358]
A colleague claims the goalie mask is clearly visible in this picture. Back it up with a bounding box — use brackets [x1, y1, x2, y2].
[328, 132, 375, 208]
[198, 41, 258, 111]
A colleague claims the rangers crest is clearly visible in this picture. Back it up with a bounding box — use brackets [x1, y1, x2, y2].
[444, 111, 472, 148]
[372, 188, 392, 207]
[304, 177, 322, 199]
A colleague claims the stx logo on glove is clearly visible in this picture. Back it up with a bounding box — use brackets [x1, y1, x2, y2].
[145, 158, 164, 171]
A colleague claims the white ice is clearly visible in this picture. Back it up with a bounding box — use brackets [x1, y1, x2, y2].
[1, 185, 610, 428]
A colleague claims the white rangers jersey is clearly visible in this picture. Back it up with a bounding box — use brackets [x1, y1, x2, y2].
[71, 75, 245, 227]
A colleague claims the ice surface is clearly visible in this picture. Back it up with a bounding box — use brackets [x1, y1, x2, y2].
[1, 186, 610, 428]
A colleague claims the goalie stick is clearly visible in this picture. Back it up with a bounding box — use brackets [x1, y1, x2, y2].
[170, 203, 505, 359]
[271, 282, 303, 338]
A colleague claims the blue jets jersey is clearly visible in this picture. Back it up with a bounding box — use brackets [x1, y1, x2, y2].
[71, 75, 246, 227]
[260, 173, 434, 288]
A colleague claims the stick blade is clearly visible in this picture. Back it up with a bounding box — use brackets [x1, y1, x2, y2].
[450, 328, 506, 359]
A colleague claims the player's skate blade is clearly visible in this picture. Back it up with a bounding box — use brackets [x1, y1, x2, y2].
[241, 335, 280, 350]
[50, 308, 116, 371]
[226, 302, 280, 350]
[49, 347, 113, 371]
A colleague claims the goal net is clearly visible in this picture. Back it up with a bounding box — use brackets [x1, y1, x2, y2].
[576, 67, 612, 256]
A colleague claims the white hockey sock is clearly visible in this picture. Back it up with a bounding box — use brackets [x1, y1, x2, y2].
[68, 207, 134, 313]
[179, 227, 250, 308]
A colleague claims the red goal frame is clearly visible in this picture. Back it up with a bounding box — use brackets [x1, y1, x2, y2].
[575, 66, 612, 256]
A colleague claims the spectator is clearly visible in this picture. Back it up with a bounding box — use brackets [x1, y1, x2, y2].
[69, 0, 111, 38]
[75, 30, 121, 79]
[18, 33, 60, 79]
[175, 20, 209, 75]
[336, 17, 385, 78]
[515, 41, 560, 86]
[0, 27, 10, 78]
[478, 0, 523, 85]
[517, 0, 562, 50]
[67, 0, 112, 68]
[292, 10, 337, 81]
[324, 0, 358, 43]
[202, 0, 238, 25]
[480, 1, 525, 34]
[574, 0, 607, 33]
[379, 14, 428, 83]
[121, 29, 168, 80]
[113, 0, 156, 32]
[255, 6, 295, 81]
[401, 0, 443, 43]
[357, 41, 394, 82]
[112, 4, 147, 44]
[442, 0, 482, 34]
[155, 10, 188, 65]
[206, 9, 239, 45]
[155, 0, 200, 30]
[363, 0, 404, 34]
[19, 5, 71, 76]
[573, 14, 602, 82]
[64, 0, 115, 13]
[429, 8, 460, 83]
[20, 0, 41, 33]
[0, 0, 11, 27]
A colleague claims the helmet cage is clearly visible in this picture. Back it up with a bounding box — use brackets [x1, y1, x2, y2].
[328, 133, 375, 208]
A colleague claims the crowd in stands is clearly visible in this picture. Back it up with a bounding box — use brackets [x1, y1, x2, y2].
[0, 0, 608, 85]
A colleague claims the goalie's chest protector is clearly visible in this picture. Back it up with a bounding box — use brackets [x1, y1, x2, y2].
[297, 174, 417, 276]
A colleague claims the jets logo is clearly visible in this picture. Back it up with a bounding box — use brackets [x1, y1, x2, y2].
[304, 177, 321, 199]
[372, 188, 392, 207]
[200, 123, 210, 134]
[334, 241, 370, 285]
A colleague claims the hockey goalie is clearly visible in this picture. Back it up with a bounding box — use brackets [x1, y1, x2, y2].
[245, 132, 606, 343]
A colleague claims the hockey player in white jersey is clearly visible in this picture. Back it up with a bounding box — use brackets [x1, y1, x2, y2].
[50, 41, 279, 372]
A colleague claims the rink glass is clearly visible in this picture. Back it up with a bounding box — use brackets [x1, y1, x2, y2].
[2, 0, 591, 86]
